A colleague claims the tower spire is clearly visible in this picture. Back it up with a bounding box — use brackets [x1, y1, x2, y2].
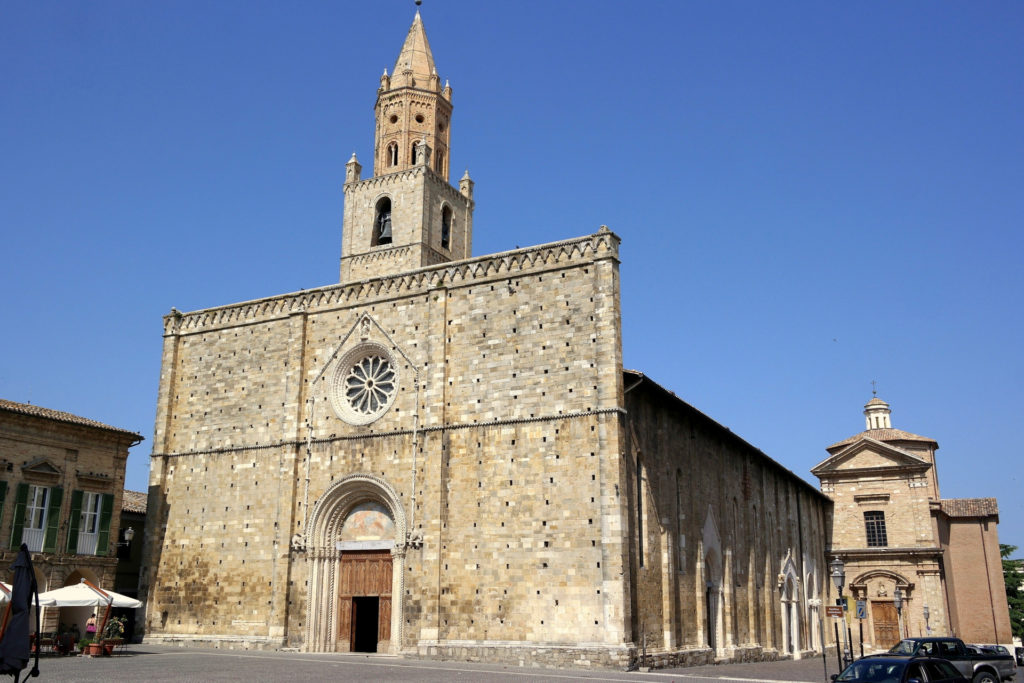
[373, 11, 451, 179]
[393, 10, 436, 87]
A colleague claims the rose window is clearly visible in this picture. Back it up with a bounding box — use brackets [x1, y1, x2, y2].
[330, 343, 399, 425]
[345, 356, 395, 414]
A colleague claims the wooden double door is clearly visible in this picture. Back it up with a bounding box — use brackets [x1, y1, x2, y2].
[872, 601, 900, 649]
[337, 550, 392, 652]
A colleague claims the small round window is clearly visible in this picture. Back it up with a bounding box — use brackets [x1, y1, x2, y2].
[415, 114, 425, 123]
[330, 343, 399, 425]
[389, 114, 398, 124]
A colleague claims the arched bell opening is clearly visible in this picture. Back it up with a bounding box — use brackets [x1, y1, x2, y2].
[372, 197, 393, 246]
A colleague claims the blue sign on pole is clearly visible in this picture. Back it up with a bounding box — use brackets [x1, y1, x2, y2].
[856, 599, 867, 620]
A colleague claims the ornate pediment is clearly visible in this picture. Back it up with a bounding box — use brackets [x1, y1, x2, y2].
[21, 458, 61, 481]
[811, 437, 930, 477]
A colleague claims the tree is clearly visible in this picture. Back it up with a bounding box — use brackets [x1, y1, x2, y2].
[1001, 544, 1024, 639]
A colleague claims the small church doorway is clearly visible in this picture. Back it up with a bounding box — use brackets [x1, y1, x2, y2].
[871, 601, 900, 649]
[351, 597, 379, 652]
[336, 550, 392, 653]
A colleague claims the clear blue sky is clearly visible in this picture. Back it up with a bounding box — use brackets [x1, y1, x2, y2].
[2, 2, 1022, 550]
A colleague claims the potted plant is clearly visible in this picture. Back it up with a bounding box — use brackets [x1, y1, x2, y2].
[78, 637, 94, 656]
[100, 616, 126, 655]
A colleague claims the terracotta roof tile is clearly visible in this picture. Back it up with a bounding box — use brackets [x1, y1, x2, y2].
[122, 490, 148, 514]
[828, 427, 936, 451]
[939, 497, 999, 518]
[0, 398, 143, 441]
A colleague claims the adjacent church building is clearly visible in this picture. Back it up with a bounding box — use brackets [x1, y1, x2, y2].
[140, 11, 836, 667]
[812, 395, 1012, 649]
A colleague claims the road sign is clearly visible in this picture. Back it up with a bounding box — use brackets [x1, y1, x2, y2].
[826, 606, 844, 618]
[856, 600, 867, 619]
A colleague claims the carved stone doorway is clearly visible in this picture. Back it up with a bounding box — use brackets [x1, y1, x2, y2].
[336, 550, 392, 653]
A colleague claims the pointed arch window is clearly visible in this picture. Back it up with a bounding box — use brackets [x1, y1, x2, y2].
[440, 205, 452, 250]
[373, 197, 392, 246]
[636, 459, 644, 568]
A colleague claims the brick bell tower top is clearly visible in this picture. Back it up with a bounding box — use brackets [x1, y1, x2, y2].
[339, 10, 474, 283]
[374, 10, 452, 179]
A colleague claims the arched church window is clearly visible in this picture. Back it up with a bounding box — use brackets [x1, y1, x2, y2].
[373, 197, 392, 246]
[440, 205, 452, 250]
[386, 142, 398, 167]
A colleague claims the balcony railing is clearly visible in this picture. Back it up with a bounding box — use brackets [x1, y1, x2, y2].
[22, 528, 44, 553]
[77, 532, 98, 555]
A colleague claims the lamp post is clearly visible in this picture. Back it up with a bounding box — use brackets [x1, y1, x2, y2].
[922, 604, 930, 636]
[830, 557, 851, 667]
[893, 587, 904, 642]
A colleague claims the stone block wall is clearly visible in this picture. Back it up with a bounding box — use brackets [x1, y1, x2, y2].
[144, 230, 631, 657]
[624, 378, 833, 660]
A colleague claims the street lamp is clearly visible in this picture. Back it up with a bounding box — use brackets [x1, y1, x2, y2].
[922, 604, 930, 635]
[893, 586, 904, 641]
[116, 526, 135, 548]
[830, 557, 845, 595]
[830, 558, 851, 666]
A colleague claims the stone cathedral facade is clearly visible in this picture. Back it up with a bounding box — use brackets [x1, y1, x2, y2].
[141, 12, 833, 667]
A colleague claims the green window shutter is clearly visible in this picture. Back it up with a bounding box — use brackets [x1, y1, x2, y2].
[9, 483, 28, 550]
[42, 486, 63, 553]
[66, 489, 84, 554]
[95, 493, 114, 557]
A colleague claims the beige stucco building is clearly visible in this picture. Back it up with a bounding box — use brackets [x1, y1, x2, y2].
[140, 11, 837, 668]
[812, 395, 1012, 649]
[0, 398, 142, 634]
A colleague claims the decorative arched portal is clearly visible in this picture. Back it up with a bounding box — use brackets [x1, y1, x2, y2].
[850, 569, 912, 650]
[304, 473, 407, 654]
[805, 568, 821, 651]
[779, 552, 801, 657]
[701, 506, 724, 655]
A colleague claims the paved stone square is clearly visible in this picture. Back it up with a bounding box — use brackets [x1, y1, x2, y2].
[32, 644, 1023, 683]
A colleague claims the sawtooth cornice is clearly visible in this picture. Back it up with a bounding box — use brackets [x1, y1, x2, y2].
[164, 229, 620, 336]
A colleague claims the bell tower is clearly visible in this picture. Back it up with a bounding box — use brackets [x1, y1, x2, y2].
[340, 11, 474, 283]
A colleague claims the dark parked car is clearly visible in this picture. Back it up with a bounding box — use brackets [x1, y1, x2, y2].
[1015, 647, 1023, 666]
[832, 655, 968, 682]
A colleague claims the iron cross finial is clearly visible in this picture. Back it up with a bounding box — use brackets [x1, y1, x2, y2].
[871, 380, 877, 397]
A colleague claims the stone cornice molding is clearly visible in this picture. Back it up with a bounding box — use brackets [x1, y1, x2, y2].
[816, 464, 931, 480]
[162, 231, 620, 336]
[830, 547, 943, 560]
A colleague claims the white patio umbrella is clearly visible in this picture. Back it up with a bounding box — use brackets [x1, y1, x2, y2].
[36, 581, 141, 609]
[37, 579, 142, 640]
